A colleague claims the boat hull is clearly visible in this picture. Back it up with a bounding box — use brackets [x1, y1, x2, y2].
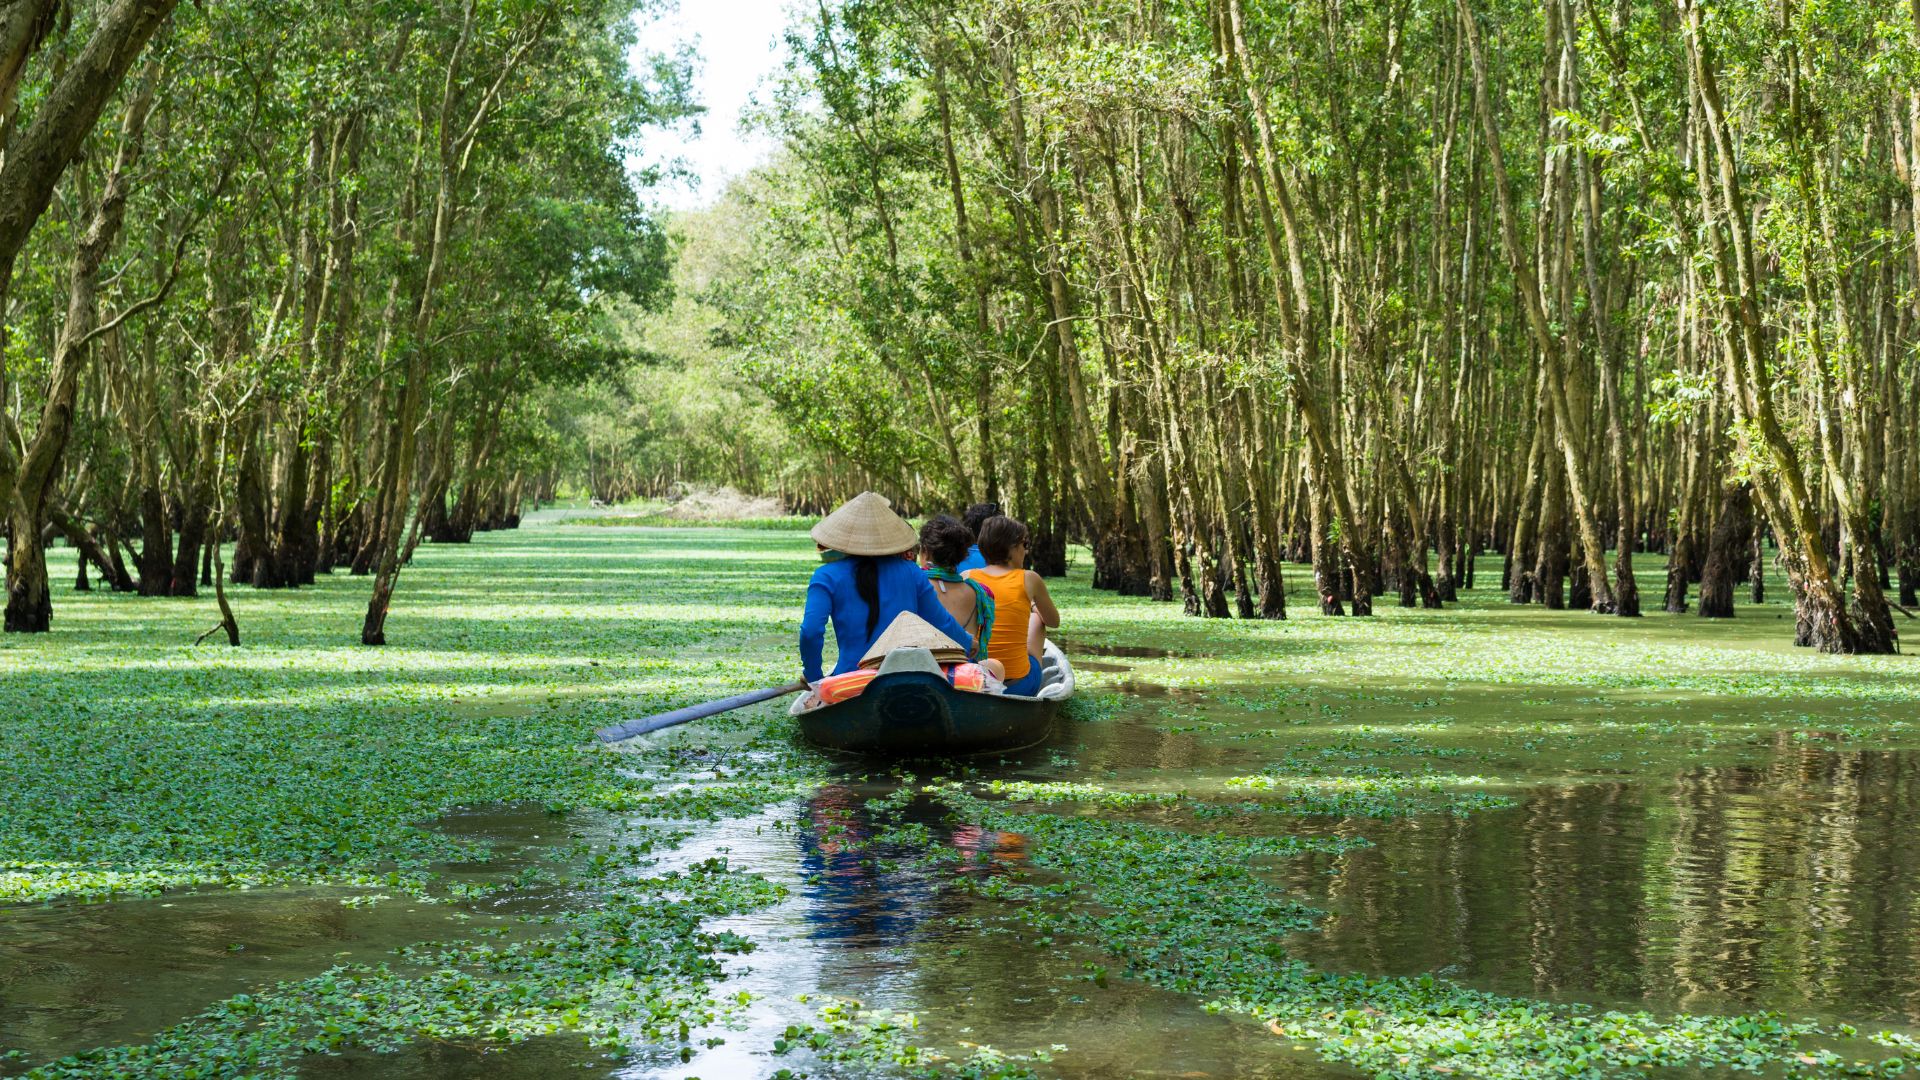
[787, 638, 1075, 757]
[796, 646, 1072, 757]
[797, 671, 1058, 755]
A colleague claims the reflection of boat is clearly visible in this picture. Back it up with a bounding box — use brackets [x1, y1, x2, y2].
[794, 641, 1074, 756]
[798, 784, 1029, 946]
[800, 784, 935, 942]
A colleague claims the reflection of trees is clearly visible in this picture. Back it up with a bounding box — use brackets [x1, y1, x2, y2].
[1658, 745, 1920, 1020]
[1304, 782, 1648, 1001]
[1302, 748, 1920, 1022]
[2, 890, 386, 1061]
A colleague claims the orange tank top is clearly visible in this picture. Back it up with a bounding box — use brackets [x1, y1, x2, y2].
[965, 567, 1032, 681]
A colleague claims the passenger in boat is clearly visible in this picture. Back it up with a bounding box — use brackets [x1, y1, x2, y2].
[801, 492, 975, 690]
[918, 515, 1006, 683]
[964, 515, 1061, 697]
[955, 502, 999, 573]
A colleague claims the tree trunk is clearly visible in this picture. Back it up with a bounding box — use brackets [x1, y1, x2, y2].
[231, 418, 281, 588]
[1536, 465, 1568, 609]
[1698, 483, 1750, 618]
[135, 484, 170, 596]
[362, 4, 550, 644]
[0, 0, 180, 313]
[1507, 368, 1549, 604]
[48, 505, 133, 592]
[1224, 0, 1374, 616]
[3, 74, 159, 631]
[171, 500, 207, 598]
[1459, 0, 1614, 612]
[4, 503, 51, 631]
[1307, 460, 1344, 615]
[1681, 0, 1886, 652]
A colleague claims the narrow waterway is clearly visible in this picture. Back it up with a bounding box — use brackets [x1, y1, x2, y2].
[8, 526, 1920, 1078]
[13, 711, 1920, 1077]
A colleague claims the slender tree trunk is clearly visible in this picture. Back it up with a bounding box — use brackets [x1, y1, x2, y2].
[1459, 0, 1613, 612]
[1681, 0, 1881, 652]
[1224, 0, 1375, 615]
[1536, 464, 1569, 609]
[1508, 366, 1549, 603]
[362, 5, 550, 644]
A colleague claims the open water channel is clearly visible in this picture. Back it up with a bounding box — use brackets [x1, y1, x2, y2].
[7, 639, 1920, 1078]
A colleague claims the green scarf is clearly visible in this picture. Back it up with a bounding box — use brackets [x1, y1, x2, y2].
[927, 566, 993, 660]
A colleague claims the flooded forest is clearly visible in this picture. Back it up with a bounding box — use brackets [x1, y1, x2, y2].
[4, 0, 1920, 1079]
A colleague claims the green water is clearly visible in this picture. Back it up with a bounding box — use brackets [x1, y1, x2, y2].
[2, 886, 488, 1060]
[1279, 748, 1920, 1023]
[5, 524, 1920, 1078]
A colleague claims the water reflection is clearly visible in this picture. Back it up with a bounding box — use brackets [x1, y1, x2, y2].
[798, 783, 1026, 947]
[298, 1037, 618, 1078]
[1281, 747, 1920, 1022]
[27, 742, 1919, 1077]
[1071, 643, 1185, 660]
[0, 887, 506, 1066]
[636, 782, 1350, 1080]
[805, 785, 960, 943]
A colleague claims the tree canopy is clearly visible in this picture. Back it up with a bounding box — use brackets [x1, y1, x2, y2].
[601, 0, 1920, 654]
[6, 0, 1917, 658]
[0, 0, 691, 640]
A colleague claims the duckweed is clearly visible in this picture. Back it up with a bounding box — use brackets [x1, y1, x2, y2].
[10, 524, 1920, 1078]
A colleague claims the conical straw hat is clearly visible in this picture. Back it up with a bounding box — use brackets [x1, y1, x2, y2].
[859, 611, 969, 669]
[811, 491, 918, 557]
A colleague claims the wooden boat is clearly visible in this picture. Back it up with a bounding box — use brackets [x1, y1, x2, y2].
[793, 641, 1074, 756]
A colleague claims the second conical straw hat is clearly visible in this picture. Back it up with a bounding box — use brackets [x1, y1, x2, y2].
[811, 491, 918, 556]
[859, 610, 969, 669]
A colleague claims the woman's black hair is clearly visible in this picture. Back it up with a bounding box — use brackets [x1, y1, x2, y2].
[976, 515, 1030, 566]
[919, 515, 973, 570]
[961, 502, 1001, 535]
[853, 556, 882, 638]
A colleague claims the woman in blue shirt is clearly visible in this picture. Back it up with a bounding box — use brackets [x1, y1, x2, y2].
[801, 493, 974, 685]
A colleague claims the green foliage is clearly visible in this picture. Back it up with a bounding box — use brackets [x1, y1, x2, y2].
[23, 860, 787, 1078]
[545, 192, 815, 504]
[0, 524, 810, 906]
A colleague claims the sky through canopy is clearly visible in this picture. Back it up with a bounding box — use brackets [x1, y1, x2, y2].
[632, 0, 791, 211]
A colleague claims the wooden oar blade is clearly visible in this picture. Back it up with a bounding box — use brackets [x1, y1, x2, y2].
[596, 681, 807, 744]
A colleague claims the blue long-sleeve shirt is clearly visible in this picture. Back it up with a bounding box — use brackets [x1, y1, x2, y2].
[800, 556, 974, 682]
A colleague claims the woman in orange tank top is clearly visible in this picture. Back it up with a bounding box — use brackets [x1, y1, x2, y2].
[963, 515, 1060, 696]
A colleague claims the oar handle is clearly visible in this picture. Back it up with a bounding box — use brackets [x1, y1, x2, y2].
[596, 680, 810, 744]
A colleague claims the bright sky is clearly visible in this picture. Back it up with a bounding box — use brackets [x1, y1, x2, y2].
[631, 0, 793, 211]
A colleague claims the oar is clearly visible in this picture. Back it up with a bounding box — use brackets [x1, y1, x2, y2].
[595, 680, 809, 744]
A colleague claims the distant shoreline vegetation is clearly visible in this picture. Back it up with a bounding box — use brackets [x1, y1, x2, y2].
[561, 513, 821, 531]
[557, 485, 820, 530]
